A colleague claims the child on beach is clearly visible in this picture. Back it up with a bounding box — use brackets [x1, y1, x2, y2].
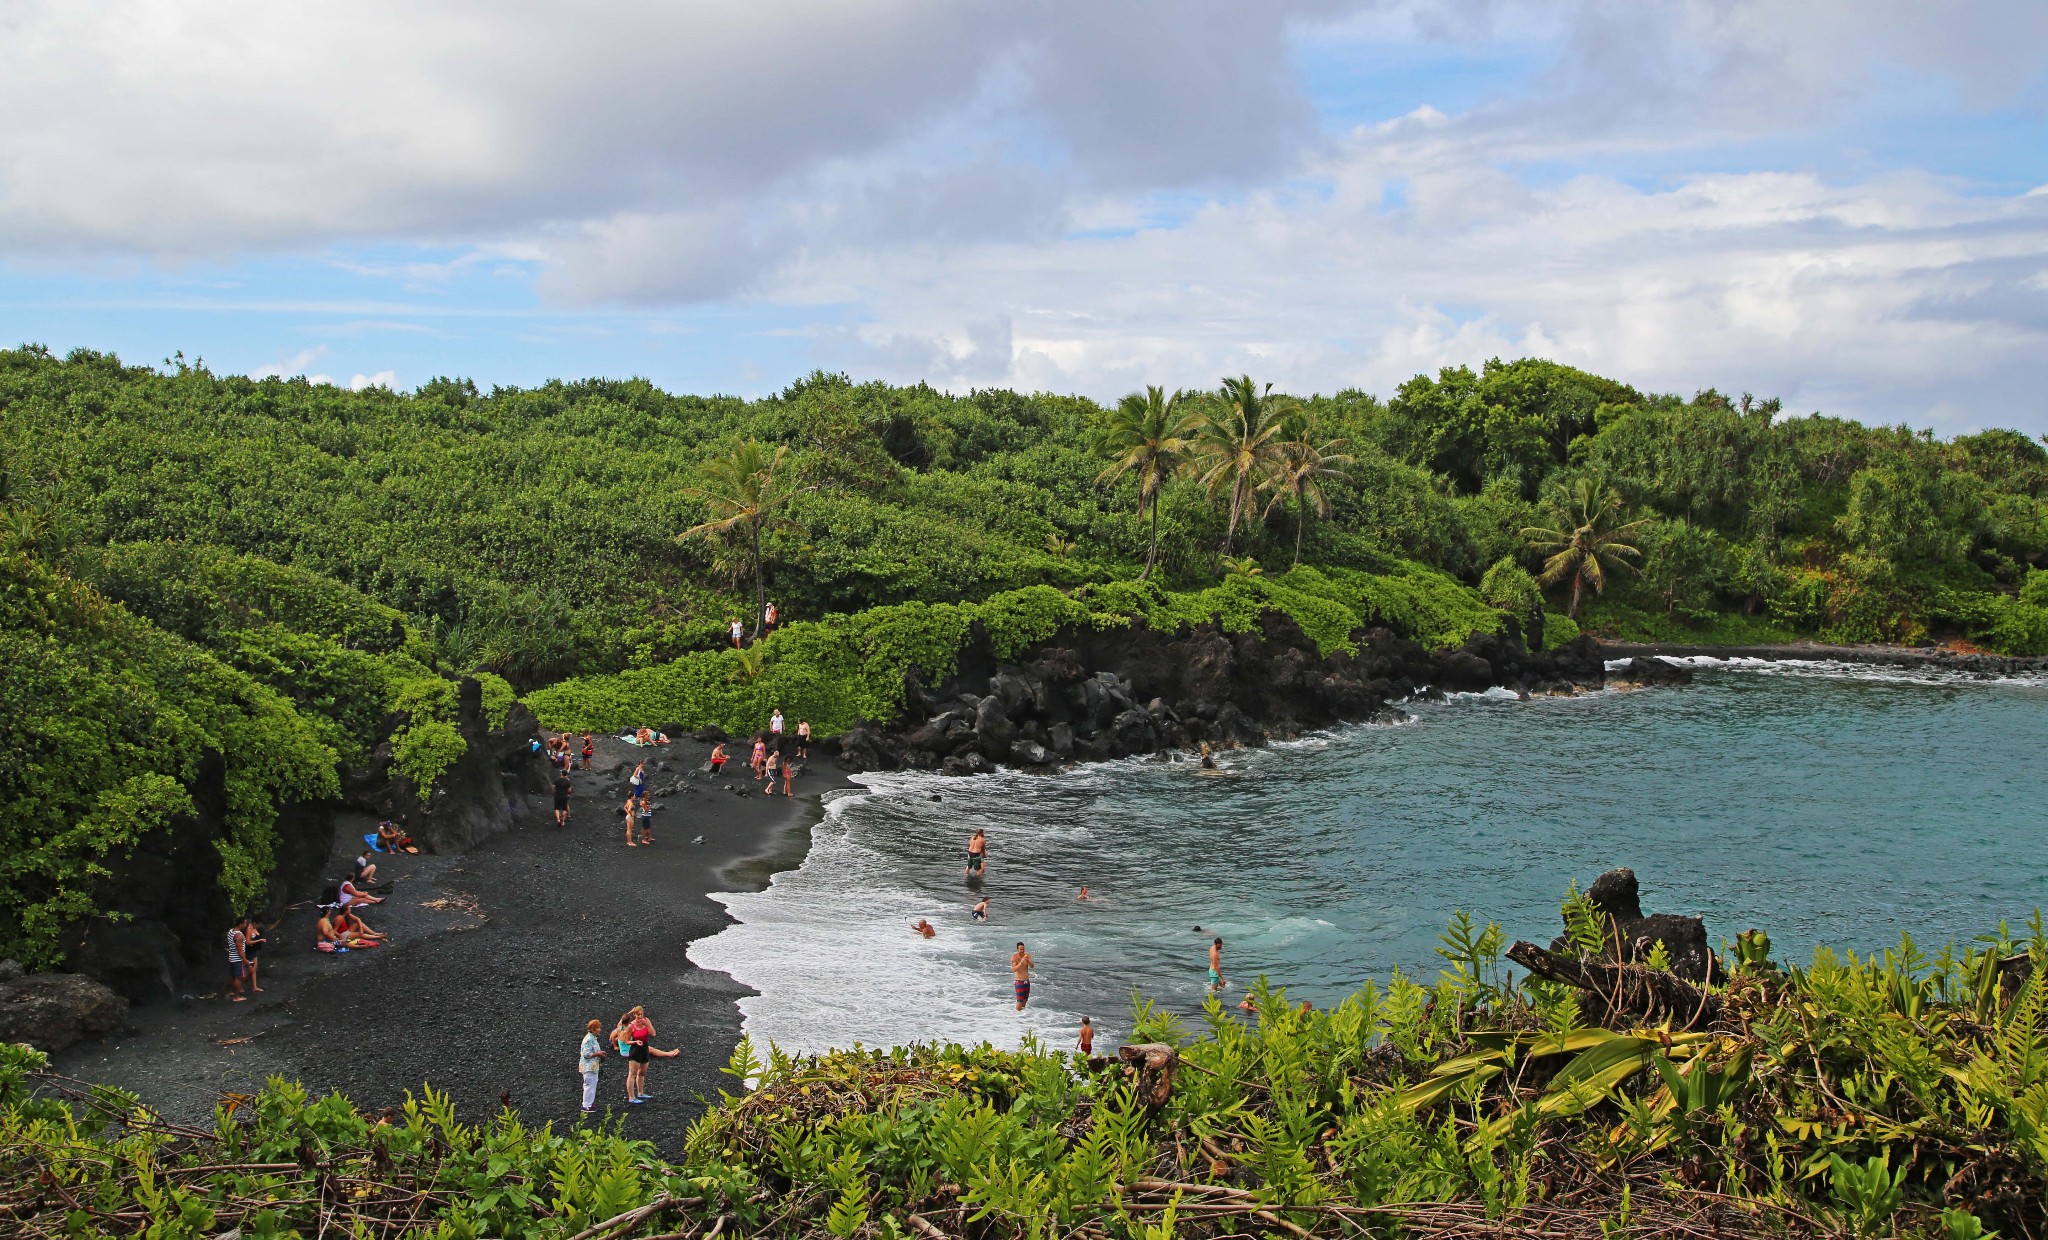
[636, 795, 656, 843]
[781, 756, 795, 797]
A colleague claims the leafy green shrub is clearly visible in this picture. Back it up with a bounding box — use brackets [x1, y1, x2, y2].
[11, 899, 2047, 1240]
[391, 719, 466, 800]
[1478, 557, 1543, 642]
[0, 549, 338, 964]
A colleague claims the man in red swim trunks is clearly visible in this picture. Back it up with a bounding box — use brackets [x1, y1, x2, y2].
[1011, 941, 1034, 1011]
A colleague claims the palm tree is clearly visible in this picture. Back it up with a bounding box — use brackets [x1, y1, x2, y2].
[1093, 386, 1201, 580]
[1196, 376, 1292, 558]
[1264, 415, 1354, 568]
[678, 440, 808, 641]
[1520, 475, 1648, 618]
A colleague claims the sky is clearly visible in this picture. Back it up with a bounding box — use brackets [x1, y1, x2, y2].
[3, 1, 2046, 433]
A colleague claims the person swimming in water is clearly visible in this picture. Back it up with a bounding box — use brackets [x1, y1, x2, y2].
[912, 918, 936, 938]
[972, 896, 989, 922]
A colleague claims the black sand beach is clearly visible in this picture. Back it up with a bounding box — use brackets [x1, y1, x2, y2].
[53, 735, 853, 1153]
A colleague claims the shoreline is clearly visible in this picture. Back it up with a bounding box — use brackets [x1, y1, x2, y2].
[1598, 639, 2048, 675]
[53, 734, 852, 1151]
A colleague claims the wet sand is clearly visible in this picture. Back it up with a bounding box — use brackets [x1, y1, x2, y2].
[53, 735, 852, 1154]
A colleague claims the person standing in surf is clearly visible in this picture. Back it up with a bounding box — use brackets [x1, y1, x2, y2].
[1208, 936, 1227, 993]
[1011, 942, 1034, 1010]
[1076, 1015, 1094, 1055]
[965, 829, 987, 879]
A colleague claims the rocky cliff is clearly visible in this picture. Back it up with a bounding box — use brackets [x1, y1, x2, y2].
[834, 615, 1609, 774]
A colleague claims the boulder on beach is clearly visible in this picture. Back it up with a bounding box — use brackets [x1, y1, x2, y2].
[0, 969, 129, 1052]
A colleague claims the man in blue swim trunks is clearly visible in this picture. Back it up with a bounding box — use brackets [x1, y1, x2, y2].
[1011, 941, 1034, 1011]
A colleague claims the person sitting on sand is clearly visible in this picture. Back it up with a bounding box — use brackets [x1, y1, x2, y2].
[709, 742, 728, 776]
[913, 918, 936, 938]
[338, 877, 383, 909]
[316, 909, 370, 951]
[353, 848, 379, 888]
[376, 820, 419, 855]
[333, 907, 386, 942]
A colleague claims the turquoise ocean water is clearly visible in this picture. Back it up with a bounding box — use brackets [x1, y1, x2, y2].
[690, 659, 2048, 1054]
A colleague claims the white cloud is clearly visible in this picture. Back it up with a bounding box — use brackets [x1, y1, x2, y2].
[350, 371, 399, 392]
[248, 345, 328, 381]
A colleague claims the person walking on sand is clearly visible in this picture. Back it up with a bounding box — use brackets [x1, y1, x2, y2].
[762, 748, 781, 795]
[965, 829, 987, 879]
[796, 719, 811, 759]
[781, 752, 796, 797]
[578, 1018, 607, 1114]
[622, 795, 640, 847]
[750, 736, 767, 779]
[1076, 1015, 1094, 1055]
[552, 769, 573, 828]
[580, 732, 594, 771]
[1011, 942, 1035, 1011]
[629, 761, 647, 800]
[1208, 936, 1227, 993]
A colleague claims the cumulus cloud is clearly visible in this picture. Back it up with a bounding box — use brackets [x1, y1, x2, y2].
[8, 1, 2047, 427]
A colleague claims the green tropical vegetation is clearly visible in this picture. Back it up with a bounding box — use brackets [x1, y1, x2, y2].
[5, 344, 2048, 962]
[9, 891, 2046, 1237]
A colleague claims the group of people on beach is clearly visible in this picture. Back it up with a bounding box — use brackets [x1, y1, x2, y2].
[578, 1006, 680, 1113]
[315, 821, 412, 953]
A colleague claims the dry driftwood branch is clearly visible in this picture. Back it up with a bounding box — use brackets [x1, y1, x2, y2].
[1507, 940, 1722, 1029]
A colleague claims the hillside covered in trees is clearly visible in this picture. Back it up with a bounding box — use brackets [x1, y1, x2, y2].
[4, 344, 2047, 962]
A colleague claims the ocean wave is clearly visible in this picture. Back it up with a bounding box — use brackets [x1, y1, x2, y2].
[1616, 655, 2048, 689]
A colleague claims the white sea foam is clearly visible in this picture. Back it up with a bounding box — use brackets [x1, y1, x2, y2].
[1611, 654, 2048, 690]
[690, 773, 1090, 1057]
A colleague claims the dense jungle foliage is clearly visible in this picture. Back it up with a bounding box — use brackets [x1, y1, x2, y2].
[9, 893, 2047, 1238]
[4, 344, 2045, 962]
